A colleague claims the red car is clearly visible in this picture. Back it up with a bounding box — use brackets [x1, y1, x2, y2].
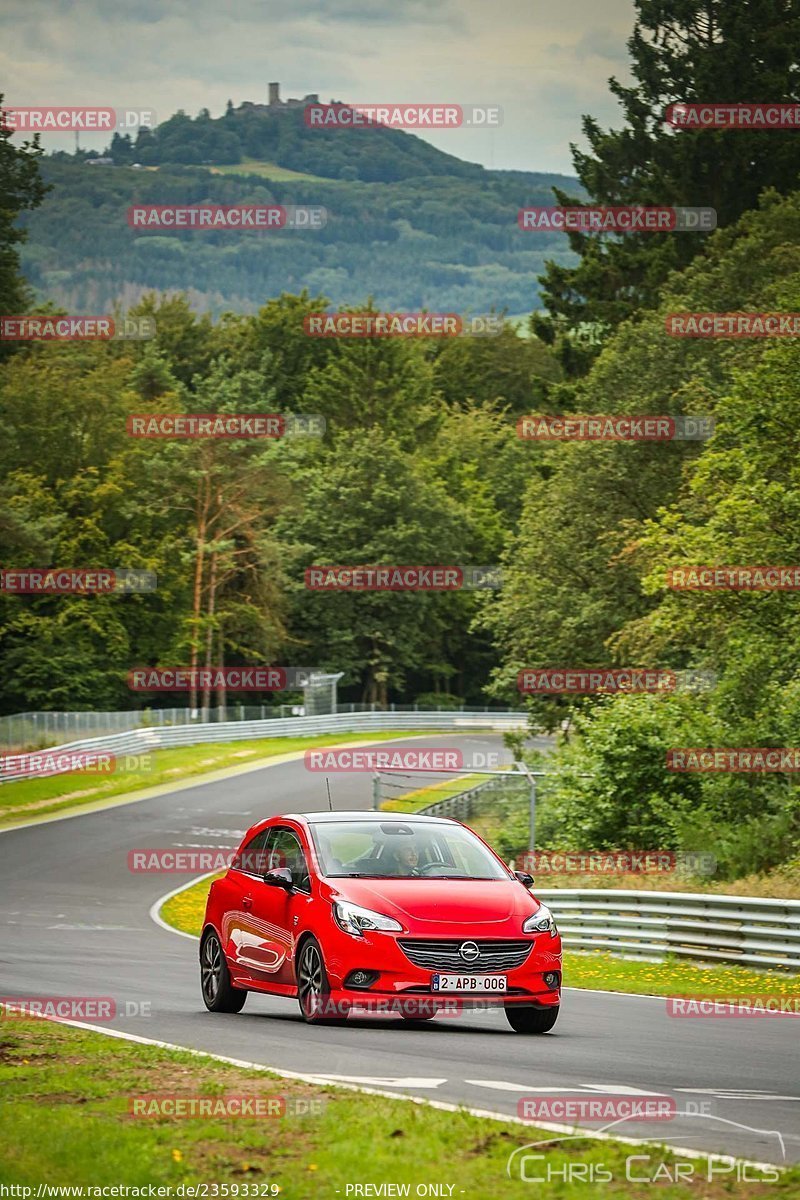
[200, 811, 562, 1033]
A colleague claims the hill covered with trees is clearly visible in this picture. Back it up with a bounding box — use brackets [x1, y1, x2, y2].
[19, 103, 580, 316]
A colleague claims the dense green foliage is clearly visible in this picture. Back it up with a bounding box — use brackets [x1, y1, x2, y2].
[0, 293, 555, 712]
[494, 192, 800, 876]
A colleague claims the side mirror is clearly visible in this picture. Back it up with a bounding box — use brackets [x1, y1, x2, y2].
[515, 870, 535, 889]
[263, 866, 293, 890]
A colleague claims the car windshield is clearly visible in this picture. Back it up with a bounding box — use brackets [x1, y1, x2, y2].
[309, 820, 509, 880]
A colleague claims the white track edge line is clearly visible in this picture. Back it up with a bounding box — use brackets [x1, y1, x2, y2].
[149, 872, 219, 941]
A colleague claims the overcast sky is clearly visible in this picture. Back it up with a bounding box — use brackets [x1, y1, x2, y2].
[1, 0, 637, 173]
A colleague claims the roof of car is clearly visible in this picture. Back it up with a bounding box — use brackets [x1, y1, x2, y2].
[287, 810, 455, 824]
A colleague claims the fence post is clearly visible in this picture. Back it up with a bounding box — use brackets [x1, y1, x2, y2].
[372, 773, 381, 811]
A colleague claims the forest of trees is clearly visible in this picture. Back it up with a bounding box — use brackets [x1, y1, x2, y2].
[2, 0, 800, 878]
[18, 157, 578, 317]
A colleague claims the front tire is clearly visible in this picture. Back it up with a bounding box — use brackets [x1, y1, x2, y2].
[505, 1003, 559, 1034]
[297, 936, 348, 1024]
[201, 930, 247, 1013]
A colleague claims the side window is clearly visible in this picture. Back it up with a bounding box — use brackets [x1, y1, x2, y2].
[233, 828, 269, 876]
[267, 829, 311, 893]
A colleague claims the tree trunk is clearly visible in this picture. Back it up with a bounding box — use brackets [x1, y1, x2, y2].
[189, 477, 209, 713]
[201, 548, 218, 718]
[216, 621, 226, 721]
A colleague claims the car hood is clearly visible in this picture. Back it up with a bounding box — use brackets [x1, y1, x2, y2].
[327, 878, 539, 928]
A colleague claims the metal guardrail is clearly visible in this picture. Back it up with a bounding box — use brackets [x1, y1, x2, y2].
[0, 710, 529, 781]
[537, 888, 800, 971]
[0, 705, 527, 752]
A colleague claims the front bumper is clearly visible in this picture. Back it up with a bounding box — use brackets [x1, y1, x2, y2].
[319, 924, 563, 1010]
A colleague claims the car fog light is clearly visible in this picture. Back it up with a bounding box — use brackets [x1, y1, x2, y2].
[544, 971, 561, 990]
[345, 969, 379, 989]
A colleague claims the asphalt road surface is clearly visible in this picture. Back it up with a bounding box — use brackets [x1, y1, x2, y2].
[1, 733, 798, 1168]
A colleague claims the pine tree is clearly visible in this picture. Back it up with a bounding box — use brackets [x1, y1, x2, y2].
[536, 0, 800, 370]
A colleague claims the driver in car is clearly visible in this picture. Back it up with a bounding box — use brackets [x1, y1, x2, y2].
[386, 839, 421, 876]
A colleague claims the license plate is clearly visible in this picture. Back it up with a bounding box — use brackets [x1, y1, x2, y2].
[432, 973, 507, 992]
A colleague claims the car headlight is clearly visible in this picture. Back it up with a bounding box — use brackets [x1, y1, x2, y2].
[523, 904, 558, 937]
[333, 900, 403, 937]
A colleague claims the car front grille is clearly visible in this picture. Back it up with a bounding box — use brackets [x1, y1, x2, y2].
[398, 939, 532, 973]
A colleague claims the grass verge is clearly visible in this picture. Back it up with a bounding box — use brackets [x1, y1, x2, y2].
[565, 951, 799, 997]
[0, 1016, 793, 1196]
[159, 876, 800, 998]
[530, 862, 800, 900]
[378, 772, 484, 813]
[209, 158, 328, 182]
[0, 732, 430, 829]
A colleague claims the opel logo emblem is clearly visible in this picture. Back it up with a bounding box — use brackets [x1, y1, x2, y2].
[459, 941, 480, 963]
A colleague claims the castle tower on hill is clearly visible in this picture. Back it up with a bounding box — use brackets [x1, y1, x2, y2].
[267, 83, 320, 109]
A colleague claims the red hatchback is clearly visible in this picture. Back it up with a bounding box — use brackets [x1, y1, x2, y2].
[200, 811, 562, 1033]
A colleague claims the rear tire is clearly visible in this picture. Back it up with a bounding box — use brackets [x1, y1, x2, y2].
[505, 1004, 559, 1034]
[297, 937, 348, 1024]
[200, 930, 247, 1013]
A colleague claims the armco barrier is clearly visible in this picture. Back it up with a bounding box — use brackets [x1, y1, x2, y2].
[537, 888, 800, 971]
[0, 709, 528, 782]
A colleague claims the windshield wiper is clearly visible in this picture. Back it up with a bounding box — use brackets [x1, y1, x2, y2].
[423, 874, 496, 880]
[326, 872, 376, 878]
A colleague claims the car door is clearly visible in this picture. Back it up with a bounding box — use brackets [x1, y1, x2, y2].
[246, 827, 314, 987]
[221, 827, 283, 983]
